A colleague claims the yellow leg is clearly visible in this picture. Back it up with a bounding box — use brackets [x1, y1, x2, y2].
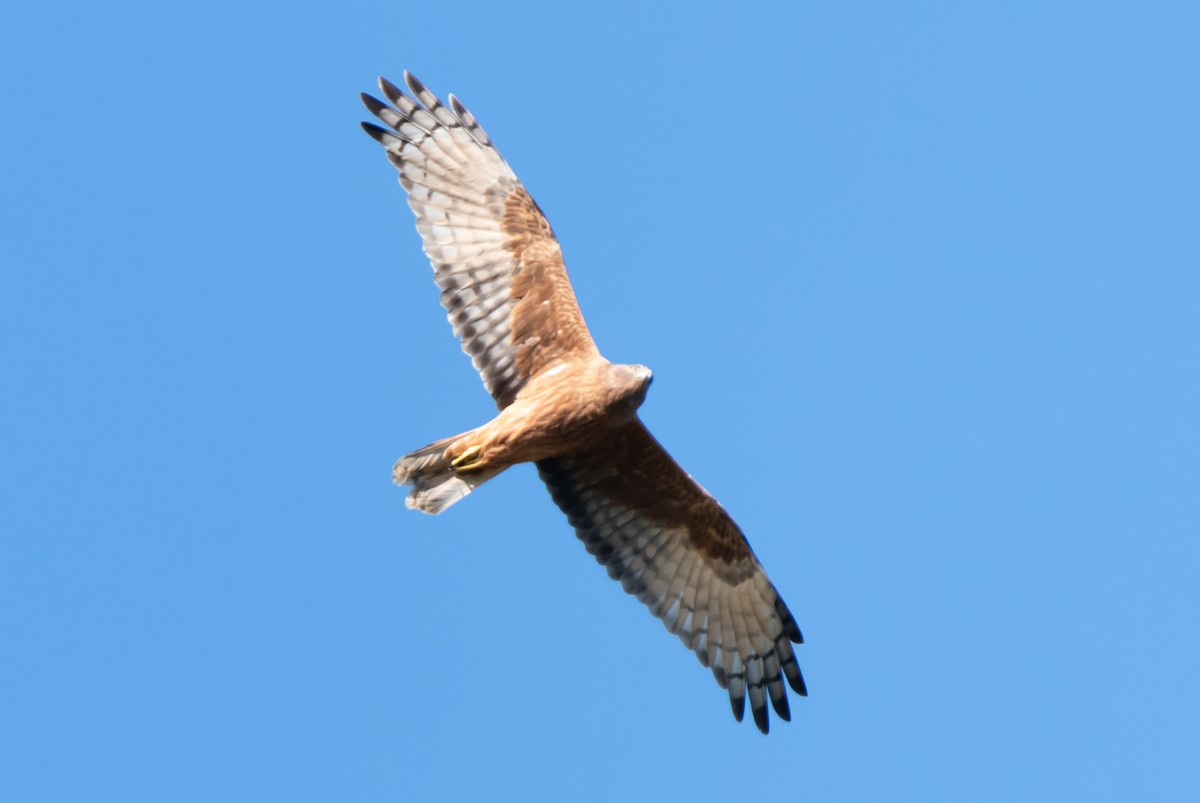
[450, 444, 485, 472]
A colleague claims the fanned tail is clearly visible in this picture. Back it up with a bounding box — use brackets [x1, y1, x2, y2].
[393, 435, 503, 515]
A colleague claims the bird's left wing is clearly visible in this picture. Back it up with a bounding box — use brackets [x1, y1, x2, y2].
[537, 421, 806, 733]
[361, 73, 599, 409]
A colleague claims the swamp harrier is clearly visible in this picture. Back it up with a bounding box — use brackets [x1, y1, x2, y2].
[360, 73, 806, 733]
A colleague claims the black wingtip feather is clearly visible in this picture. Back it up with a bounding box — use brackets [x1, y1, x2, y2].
[379, 76, 407, 106]
[360, 92, 388, 117]
[360, 121, 391, 143]
[404, 71, 427, 100]
[752, 704, 770, 734]
[770, 685, 792, 721]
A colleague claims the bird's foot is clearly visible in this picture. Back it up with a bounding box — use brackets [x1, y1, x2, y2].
[449, 444, 485, 472]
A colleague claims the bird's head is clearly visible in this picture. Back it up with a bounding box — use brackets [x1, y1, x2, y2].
[608, 362, 654, 414]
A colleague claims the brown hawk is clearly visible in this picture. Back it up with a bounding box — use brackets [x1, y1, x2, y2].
[360, 73, 806, 733]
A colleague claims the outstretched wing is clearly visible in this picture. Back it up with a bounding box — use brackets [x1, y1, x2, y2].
[537, 421, 806, 734]
[361, 73, 599, 409]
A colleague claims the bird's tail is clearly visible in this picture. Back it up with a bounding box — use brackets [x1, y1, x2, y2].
[393, 433, 504, 515]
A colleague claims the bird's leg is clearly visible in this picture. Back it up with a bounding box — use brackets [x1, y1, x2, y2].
[449, 444, 486, 473]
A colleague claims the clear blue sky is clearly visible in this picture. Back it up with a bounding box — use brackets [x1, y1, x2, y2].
[2, 2, 1198, 800]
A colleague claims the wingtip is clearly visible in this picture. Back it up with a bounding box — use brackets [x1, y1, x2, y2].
[361, 121, 406, 152]
[729, 693, 745, 723]
[378, 75, 406, 106]
[360, 92, 386, 116]
[447, 92, 470, 118]
[360, 120, 389, 142]
[770, 685, 792, 721]
[752, 705, 770, 735]
[404, 70, 427, 98]
[794, 668, 808, 697]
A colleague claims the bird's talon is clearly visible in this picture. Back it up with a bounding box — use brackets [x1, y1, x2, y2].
[450, 445, 483, 471]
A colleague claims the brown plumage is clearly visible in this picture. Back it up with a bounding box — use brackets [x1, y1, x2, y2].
[361, 72, 806, 733]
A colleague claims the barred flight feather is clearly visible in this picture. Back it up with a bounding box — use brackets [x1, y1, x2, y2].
[536, 420, 805, 733]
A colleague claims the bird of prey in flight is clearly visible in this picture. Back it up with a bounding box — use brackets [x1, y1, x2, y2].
[360, 73, 806, 733]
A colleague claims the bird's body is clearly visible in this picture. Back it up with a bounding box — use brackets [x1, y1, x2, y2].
[361, 73, 806, 733]
[394, 359, 652, 512]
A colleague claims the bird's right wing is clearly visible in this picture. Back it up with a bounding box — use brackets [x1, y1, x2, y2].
[361, 73, 599, 409]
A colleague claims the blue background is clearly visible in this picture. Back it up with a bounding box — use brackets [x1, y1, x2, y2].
[3, 2, 1198, 800]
